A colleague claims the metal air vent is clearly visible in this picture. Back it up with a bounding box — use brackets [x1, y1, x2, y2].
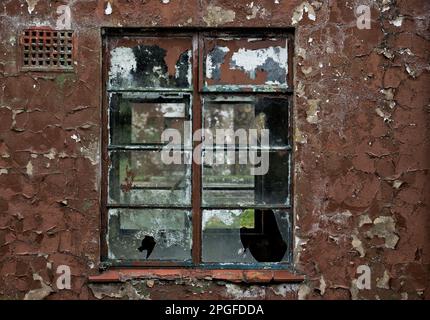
[20, 28, 75, 71]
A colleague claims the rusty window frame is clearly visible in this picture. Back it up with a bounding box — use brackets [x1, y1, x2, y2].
[101, 28, 294, 270]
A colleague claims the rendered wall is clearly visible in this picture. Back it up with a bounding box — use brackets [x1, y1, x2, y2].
[0, 0, 429, 300]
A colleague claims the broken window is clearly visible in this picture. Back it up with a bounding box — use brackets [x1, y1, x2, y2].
[202, 209, 291, 263]
[108, 209, 192, 261]
[103, 30, 293, 268]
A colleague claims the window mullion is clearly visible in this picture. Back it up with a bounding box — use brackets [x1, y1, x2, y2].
[191, 33, 202, 265]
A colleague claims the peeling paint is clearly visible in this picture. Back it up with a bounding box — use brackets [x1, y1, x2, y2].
[71, 134, 81, 143]
[80, 141, 99, 165]
[225, 284, 265, 299]
[109, 47, 137, 87]
[358, 215, 372, 228]
[375, 108, 391, 122]
[393, 180, 404, 190]
[246, 3, 268, 20]
[352, 234, 365, 257]
[203, 5, 236, 27]
[390, 16, 404, 27]
[306, 99, 320, 124]
[271, 284, 297, 297]
[376, 270, 391, 289]
[26, 0, 39, 14]
[24, 274, 53, 300]
[292, 2, 316, 25]
[350, 280, 359, 300]
[105, 2, 113, 15]
[204, 37, 289, 90]
[89, 282, 148, 300]
[381, 88, 394, 101]
[405, 64, 417, 78]
[367, 217, 399, 249]
[296, 81, 305, 97]
[43, 149, 57, 160]
[206, 46, 230, 80]
[230, 46, 288, 84]
[26, 161, 33, 176]
[319, 275, 326, 295]
[109, 41, 192, 89]
[298, 284, 311, 300]
[294, 127, 307, 144]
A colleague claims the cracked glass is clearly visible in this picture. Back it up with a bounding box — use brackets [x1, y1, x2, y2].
[108, 209, 192, 261]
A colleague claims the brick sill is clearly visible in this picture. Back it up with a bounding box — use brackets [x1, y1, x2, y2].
[88, 268, 305, 284]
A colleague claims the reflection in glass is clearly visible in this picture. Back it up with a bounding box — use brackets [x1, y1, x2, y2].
[108, 151, 191, 206]
[109, 93, 191, 146]
[202, 151, 290, 206]
[203, 96, 289, 147]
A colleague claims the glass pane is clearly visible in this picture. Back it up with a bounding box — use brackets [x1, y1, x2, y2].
[202, 150, 291, 206]
[108, 209, 192, 261]
[203, 36, 289, 92]
[202, 209, 291, 263]
[108, 37, 192, 90]
[109, 93, 191, 146]
[203, 96, 289, 147]
[108, 150, 191, 205]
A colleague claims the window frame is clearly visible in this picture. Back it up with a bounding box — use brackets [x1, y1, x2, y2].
[100, 28, 295, 270]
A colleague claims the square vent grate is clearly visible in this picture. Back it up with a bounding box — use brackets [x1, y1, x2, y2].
[20, 28, 75, 71]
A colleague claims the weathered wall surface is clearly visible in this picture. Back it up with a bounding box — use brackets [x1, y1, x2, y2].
[0, 0, 429, 300]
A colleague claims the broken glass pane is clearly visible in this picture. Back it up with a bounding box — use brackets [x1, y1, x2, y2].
[203, 36, 289, 92]
[109, 93, 191, 146]
[202, 150, 291, 206]
[203, 96, 289, 147]
[108, 150, 191, 206]
[202, 209, 291, 263]
[108, 209, 192, 261]
[108, 37, 192, 90]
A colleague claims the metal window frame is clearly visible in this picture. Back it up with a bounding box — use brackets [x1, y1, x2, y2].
[101, 28, 295, 270]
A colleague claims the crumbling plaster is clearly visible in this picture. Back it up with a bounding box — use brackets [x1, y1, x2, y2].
[0, 0, 428, 300]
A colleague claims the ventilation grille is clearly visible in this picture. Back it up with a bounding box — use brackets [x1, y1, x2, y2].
[21, 28, 74, 71]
